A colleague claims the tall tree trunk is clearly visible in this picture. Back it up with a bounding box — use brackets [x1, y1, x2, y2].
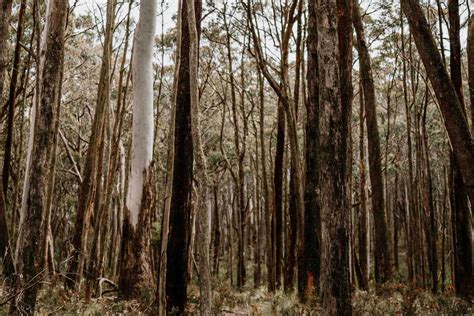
[187, 0, 211, 311]
[67, 0, 115, 289]
[274, 103, 285, 289]
[316, 0, 353, 313]
[353, 3, 391, 286]
[400, 7, 415, 283]
[357, 80, 369, 290]
[119, 0, 156, 299]
[13, 0, 67, 312]
[446, 0, 473, 299]
[222, 4, 246, 288]
[0, 0, 21, 283]
[165, 0, 201, 313]
[420, 96, 438, 293]
[3, 0, 26, 200]
[303, 0, 321, 299]
[157, 0, 181, 311]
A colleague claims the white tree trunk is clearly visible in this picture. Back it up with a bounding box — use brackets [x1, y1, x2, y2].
[126, 0, 157, 227]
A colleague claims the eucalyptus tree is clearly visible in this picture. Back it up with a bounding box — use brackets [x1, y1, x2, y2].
[119, 0, 157, 299]
[314, 0, 353, 313]
[14, 0, 68, 312]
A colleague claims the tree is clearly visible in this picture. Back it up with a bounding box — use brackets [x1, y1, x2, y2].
[447, 0, 473, 298]
[316, 0, 353, 313]
[353, 3, 391, 286]
[13, 0, 68, 312]
[66, 0, 115, 289]
[187, 0, 212, 311]
[303, 0, 321, 299]
[165, 0, 201, 313]
[400, 0, 474, 207]
[119, 0, 156, 298]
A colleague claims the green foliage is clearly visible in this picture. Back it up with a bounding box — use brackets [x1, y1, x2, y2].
[151, 220, 162, 248]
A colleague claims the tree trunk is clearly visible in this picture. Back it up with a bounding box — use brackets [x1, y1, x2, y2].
[165, 0, 201, 313]
[67, 0, 115, 289]
[353, 3, 391, 286]
[118, 0, 156, 299]
[274, 103, 285, 289]
[3, 0, 26, 200]
[303, 0, 321, 299]
[13, 0, 67, 312]
[357, 80, 369, 290]
[316, 0, 353, 313]
[447, 0, 474, 299]
[186, 0, 211, 312]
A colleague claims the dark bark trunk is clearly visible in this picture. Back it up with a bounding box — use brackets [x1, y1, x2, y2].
[165, 0, 201, 312]
[447, 0, 474, 299]
[303, 0, 321, 299]
[357, 80, 369, 290]
[317, 0, 353, 313]
[3, 0, 26, 199]
[274, 103, 285, 289]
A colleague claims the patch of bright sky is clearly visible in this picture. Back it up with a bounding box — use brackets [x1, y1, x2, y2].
[73, 0, 178, 36]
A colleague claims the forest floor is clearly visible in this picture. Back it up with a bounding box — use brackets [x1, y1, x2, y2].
[1, 279, 473, 315]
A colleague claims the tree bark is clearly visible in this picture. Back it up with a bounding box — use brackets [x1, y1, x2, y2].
[317, 0, 353, 313]
[13, 0, 67, 312]
[447, 0, 474, 299]
[303, 0, 321, 299]
[3, 0, 26, 200]
[165, 0, 201, 313]
[187, 0, 211, 312]
[357, 80, 369, 290]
